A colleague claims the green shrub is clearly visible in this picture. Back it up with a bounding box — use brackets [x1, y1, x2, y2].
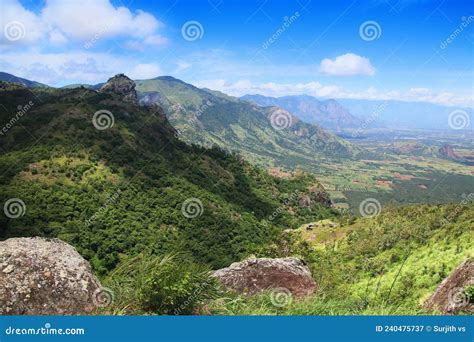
[105, 253, 220, 315]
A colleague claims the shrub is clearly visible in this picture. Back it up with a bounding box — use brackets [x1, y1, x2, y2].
[105, 253, 220, 315]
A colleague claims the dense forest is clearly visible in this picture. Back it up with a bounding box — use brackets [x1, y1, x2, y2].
[0, 82, 471, 316]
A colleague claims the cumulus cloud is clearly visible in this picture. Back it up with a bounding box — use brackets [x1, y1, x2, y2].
[129, 63, 162, 79]
[0, 0, 167, 48]
[0, 0, 46, 45]
[192, 79, 473, 107]
[0, 52, 162, 85]
[319, 53, 375, 76]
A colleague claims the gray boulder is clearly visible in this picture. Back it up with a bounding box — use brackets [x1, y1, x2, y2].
[424, 259, 473, 314]
[213, 257, 316, 298]
[0, 237, 111, 315]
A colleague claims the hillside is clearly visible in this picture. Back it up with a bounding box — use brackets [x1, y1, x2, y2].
[0, 72, 48, 88]
[0, 76, 337, 273]
[242, 94, 366, 131]
[135, 77, 357, 169]
[207, 203, 473, 315]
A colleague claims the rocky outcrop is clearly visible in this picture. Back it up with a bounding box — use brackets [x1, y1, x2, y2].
[213, 257, 316, 297]
[0, 237, 110, 315]
[99, 74, 138, 104]
[424, 259, 473, 314]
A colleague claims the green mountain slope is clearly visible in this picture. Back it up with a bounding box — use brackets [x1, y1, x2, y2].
[0, 72, 49, 88]
[0, 78, 336, 273]
[135, 77, 357, 169]
[209, 203, 473, 315]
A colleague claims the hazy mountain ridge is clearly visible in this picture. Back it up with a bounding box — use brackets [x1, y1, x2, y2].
[242, 94, 368, 131]
[0, 72, 49, 88]
[135, 76, 358, 168]
[338, 98, 473, 130]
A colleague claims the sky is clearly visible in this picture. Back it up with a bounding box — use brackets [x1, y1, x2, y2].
[0, 0, 473, 107]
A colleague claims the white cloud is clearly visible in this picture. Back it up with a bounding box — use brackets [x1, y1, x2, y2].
[0, 0, 166, 49]
[42, 1, 161, 41]
[192, 79, 473, 107]
[319, 53, 375, 76]
[0, 51, 162, 85]
[0, 0, 46, 45]
[48, 30, 68, 45]
[129, 63, 162, 80]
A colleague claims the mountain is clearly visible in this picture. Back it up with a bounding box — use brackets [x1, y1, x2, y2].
[135, 77, 357, 170]
[0, 75, 336, 273]
[242, 94, 367, 131]
[338, 99, 473, 130]
[0, 72, 48, 88]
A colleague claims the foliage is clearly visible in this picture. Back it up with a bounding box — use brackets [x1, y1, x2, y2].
[104, 253, 220, 315]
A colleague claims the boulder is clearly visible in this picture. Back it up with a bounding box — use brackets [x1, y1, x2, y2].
[424, 259, 473, 314]
[213, 257, 316, 297]
[99, 74, 138, 104]
[0, 237, 110, 315]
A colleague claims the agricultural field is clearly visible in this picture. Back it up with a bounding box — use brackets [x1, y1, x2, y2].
[312, 130, 474, 214]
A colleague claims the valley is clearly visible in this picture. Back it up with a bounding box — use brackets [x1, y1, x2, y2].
[0, 73, 472, 316]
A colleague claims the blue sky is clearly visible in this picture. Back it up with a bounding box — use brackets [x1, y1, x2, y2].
[1, 0, 473, 107]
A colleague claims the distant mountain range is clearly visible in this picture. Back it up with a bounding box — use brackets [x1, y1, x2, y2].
[0, 72, 48, 88]
[134, 76, 357, 168]
[241, 94, 369, 131]
[338, 98, 473, 131]
[2, 71, 471, 133]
